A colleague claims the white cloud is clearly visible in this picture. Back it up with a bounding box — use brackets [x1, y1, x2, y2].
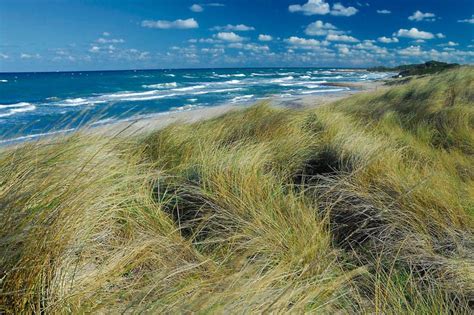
[258, 34, 273, 41]
[439, 41, 459, 47]
[394, 28, 434, 39]
[141, 18, 198, 29]
[96, 37, 125, 44]
[288, 0, 330, 15]
[376, 9, 391, 14]
[378, 36, 399, 43]
[330, 3, 358, 16]
[190, 4, 203, 12]
[408, 10, 436, 22]
[89, 46, 100, 53]
[285, 36, 324, 47]
[0, 53, 9, 59]
[288, 0, 358, 16]
[102, 32, 110, 36]
[215, 32, 245, 42]
[228, 43, 270, 52]
[398, 45, 423, 56]
[211, 24, 255, 31]
[20, 53, 40, 59]
[458, 15, 474, 24]
[436, 33, 446, 38]
[305, 20, 341, 36]
[326, 34, 359, 42]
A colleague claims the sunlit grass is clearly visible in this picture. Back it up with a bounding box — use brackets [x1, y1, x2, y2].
[1, 67, 473, 313]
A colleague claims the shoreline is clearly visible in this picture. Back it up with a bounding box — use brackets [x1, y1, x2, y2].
[95, 80, 385, 137]
[1, 80, 385, 146]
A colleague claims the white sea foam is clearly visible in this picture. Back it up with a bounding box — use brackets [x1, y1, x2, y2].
[269, 76, 294, 83]
[0, 102, 36, 117]
[165, 73, 176, 77]
[191, 88, 243, 95]
[169, 104, 200, 112]
[172, 85, 206, 92]
[300, 88, 347, 94]
[0, 79, 8, 83]
[0, 102, 32, 109]
[230, 94, 254, 103]
[0, 128, 76, 144]
[142, 82, 177, 89]
[232, 74, 246, 77]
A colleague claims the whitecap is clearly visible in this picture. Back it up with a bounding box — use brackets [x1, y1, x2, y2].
[142, 82, 177, 89]
[0, 103, 36, 117]
[300, 88, 348, 95]
[230, 95, 254, 103]
[0, 79, 8, 83]
[172, 85, 206, 92]
[169, 104, 200, 112]
[191, 88, 243, 95]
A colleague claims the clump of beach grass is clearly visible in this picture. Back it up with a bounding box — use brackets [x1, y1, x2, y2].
[0, 67, 473, 313]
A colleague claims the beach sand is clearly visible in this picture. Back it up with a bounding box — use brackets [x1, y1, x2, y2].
[96, 80, 385, 138]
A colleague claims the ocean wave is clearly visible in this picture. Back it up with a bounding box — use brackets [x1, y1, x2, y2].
[0, 128, 76, 144]
[142, 82, 177, 89]
[191, 88, 243, 95]
[164, 73, 176, 77]
[169, 104, 200, 112]
[172, 85, 206, 92]
[223, 79, 243, 85]
[230, 94, 254, 103]
[0, 79, 8, 83]
[0, 102, 36, 117]
[300, 88, 348, 95]
[269, 76, 294, 83]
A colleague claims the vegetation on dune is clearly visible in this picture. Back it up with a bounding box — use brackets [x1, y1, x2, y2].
[369, 60, 460, 77]
[0, 67, 473, 313]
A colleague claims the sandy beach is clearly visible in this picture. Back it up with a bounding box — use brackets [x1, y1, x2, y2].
[95, 80, 385, 138]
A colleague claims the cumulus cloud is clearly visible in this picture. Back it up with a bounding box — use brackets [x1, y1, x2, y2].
[304, 20, 341, 36]
[141, 18, 198, 29]
[258, 34, 273, 41]
[190, 4, 203, 12]
[102, 32, 110, 36]
[289, 0, 330, 15]
[0, 53, 9, 59]
[439, 41, 459, 47]
[285, 36, 327, 48]
[330, 3, 358, 16]
[215, 32, 245, 42]
[458, 15, 474, 24]
[436, 33, 446, 38]
[326, 34, 359, 42]
[96, 37, 125, 44]
[289, 0, 358, 16]
[211, 24, 255, 31]
[408, 10, 436, 22]
[398, 45, 423, 56]
[394, 28, 434, 39]
[378, 36, 399, 43]
[376, 9, 391, 14]
[228, 43, 270, 52]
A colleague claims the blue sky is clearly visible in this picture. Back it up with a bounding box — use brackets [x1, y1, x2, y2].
[0, 0, 473, 72]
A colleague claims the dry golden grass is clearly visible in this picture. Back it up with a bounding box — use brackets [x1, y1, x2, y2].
[1, 67, 473, 313]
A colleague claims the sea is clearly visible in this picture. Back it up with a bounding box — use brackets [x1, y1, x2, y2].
[0, 68, 392, 144]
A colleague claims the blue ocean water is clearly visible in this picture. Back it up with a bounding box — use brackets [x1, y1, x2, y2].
[0, 68, 391, 144]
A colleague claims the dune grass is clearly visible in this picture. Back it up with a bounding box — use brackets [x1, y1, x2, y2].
[0, 67, 473, 313]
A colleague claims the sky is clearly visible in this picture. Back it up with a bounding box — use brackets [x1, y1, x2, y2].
[0, 0, 473, 72]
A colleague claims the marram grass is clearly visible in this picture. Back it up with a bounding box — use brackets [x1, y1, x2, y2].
[1, 67, 473, 313]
